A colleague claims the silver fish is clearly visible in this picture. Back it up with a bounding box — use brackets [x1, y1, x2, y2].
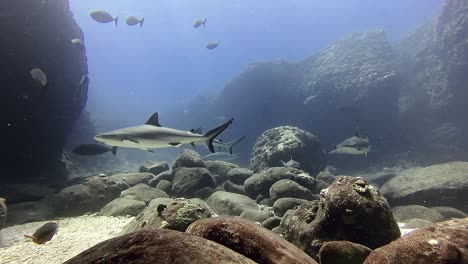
[125, 16, 144, 27]
[30, 68, 47, 87]
[193, 18, 207, 28]
[206, 41, 220, 50]
[89, 10, 118, 26]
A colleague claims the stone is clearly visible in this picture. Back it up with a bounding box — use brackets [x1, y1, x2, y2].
[148, 197, 175, 209]
[273, 198, 309, 217]
[281, 176, 400, 260]
[244, 167, 316, 199]
[172, 149, 206, 169]
[186, 217, 318, 264]
[206, 191, 259, 216]
[205, 160, 239, 183]
[6, 201, 54, 225]
[65, 228, 256, 264]
[172, 167, 215, 198]
[381, 162, 468, 212]
[139, 161, 169, 176]
[148, 170, 172, 187]
[223, 181, 245, 195]
[99, 198, 146, 217]
[431, 206, 467, 220]
[249, 126, 328, 175]
[0, 183, 56, 203]
[111, 172, 155, 187]
[364, 217, 468, 264]
[239, 208, 274, 223]
[262, 216, 282, 230]
[155, 180, 172, 195]
[120, 184, 168, 204]
[0, 198, 6, 229]
[228, 168, 254, 185]
[319, 241, 372, 264]
[194, 186, 214, 199]
[269, 179, 313, 201]
[122, 198, 211, 233]
[403, 218, 433, 229]
[392, 205, 444, 223]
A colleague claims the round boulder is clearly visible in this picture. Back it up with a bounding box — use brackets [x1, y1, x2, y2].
[172, 149, 206, 169]
[171, 167, 215, 198]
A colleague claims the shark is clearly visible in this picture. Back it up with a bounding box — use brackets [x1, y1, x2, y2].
[189, 128, 245, 154]
[329, 129, 371, 156]
[93, 112, 234, 155]
[280, 156, 301, 168]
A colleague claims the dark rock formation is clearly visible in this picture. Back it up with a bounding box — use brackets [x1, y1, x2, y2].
[223, 180, 245, 195]
[171, 167, 215, 198]
[205, 160, 239, 183]
[381, 162, 468, 212]
[239, 208, 274, 223]
[65, 228, 256, 264]
[206, 191, 259, 216]
[273, 197, 309, 217]
[249, 126, 327, 175]
[155, 180, 172, 194]
[2, 0, 88, 183]
[262, 216, 282, 230]
[281, 176, 400, 260]
[269, 179, 314, 201]
[148, 170, 172, 187]
[139, 161, 169, 175]
[228, 168, 254, 185]
[319, 241, 372, 264]
[7, 201, 54, 225]
[186, 217, 318, 264]
[364, 217, 468, 264]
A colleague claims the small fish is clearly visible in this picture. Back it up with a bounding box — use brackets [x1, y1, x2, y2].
[24, 222, 58, 244]
[89, 10, 118, 26]
[70, 38, 84, 48]
[206, 41, 220, 50]
[193, 18, 207, 28]
[303, 95, 318, 105]
[125, 16, 144, 27]
[203, 152, 238, 161]
[280, 156, 301, 168]
[329, 129, 371, 156]
[72, 143, 117, 156]
[30, 68, 47, 87]
[80, 74, 89, 86]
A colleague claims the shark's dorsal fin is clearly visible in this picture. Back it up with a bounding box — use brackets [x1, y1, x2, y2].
[145, 112, 161, 127]
[353, 128, 361, 138]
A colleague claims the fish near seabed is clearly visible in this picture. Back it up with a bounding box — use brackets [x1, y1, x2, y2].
[280, 156, 301, 168]
[70, 38, 84, 48]
[206, 41, 220, 50]
[193, 18, 207, 28]
[30, 68, 47, 87]
[24, 222, 59, 244]
[329, 129, 371, 156]
[125, 16, 144, 27]
[89, 10, 118, 26]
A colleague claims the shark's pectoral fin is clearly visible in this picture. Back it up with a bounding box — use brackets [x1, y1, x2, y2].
[122, 135, 139, 144]
[111, 146, 118, 156]
[169, 142, 181, 147]
[190, 143, 196, 148]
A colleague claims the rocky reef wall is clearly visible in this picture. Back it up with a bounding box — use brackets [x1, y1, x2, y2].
[1, 0, 88, 183]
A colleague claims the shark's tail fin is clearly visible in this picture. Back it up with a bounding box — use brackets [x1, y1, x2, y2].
[114, 16, 119, 27]
[140, 17, 144, 27]
[203, 118, 234, 153]
[111, 146, 118, 156]
[225, 136, 245, 154]
[202, 18, 207, 27]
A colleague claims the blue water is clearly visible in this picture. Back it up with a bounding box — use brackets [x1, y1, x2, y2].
[69, 0, 442, 125]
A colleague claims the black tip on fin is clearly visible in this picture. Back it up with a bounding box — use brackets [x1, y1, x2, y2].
[111, 146, 117, 156]
[354, 128, 361, 138]
[145, 112, 161, 127]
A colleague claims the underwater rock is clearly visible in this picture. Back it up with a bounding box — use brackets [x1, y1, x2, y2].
[44, 175, 129, 216]
[147, 197, 175, 210]
[392, 205, 444, 223]
[99, 197, 146, 217]
[281, 176, 400, 260]
[239, 208, 274, 223]
[431, 206, 467, 220]
[402, 218, 433, 229]
[315, 170, 336, 185]
[120, 183, 168, 204]
[122, 198, 211, 233]
[273, 197, 309, 217]
[148, 170, 172, 187]
[171, 167, 215, 198]
[228, 168, 254, 185]
[364, 217, 468, 264]
[318, 241, 372, 264]
[269, 179, 314, 202]
[186, 217, 318, 264]
[205, 160, 239, 184]
[139, 161, 170, 176]
[262, 216, 282, 230]
[65, 228, 256, 264]
[0, 198, 7, 229]
[172, 149, 206, 169]
[381, 162, 468, 212]
[111, 172, 155, 187]
[244, 167, 316, 199]
[223, 180, 245, 195]
[249, 126, 328, 175]
[7, 201, 54, 225]
[0, 183, 56, 203]
[206, 191, 259, 216]
[155, 179, 172, 194]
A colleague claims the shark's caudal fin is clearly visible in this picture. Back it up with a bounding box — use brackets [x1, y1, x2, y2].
[140, 18, 145, 27]
[202, 18, 207, 27]
[226, 136, 246, 154]
[203, 118, 234, 153]
[354, 127, 361, 138]
[111, 146, 117, 156]
[114, 16, 119, 27]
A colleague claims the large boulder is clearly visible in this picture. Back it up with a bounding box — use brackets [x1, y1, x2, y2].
[392, 205, 444, 223]
[281, 176, 400, 260]
[206, 191, 259, 216]
[205, 160, 239, 183]
[228, 168, 254, 185]
[111, 172, 155, 187]
[172, 149, 206, 169]
[120, 184, 169, 204]
[249, 126, 327, 175]
[381, 162, 468, 212]
[99, 198, 146, 217]
[171, 167, 215, 198]
[65, 228, 256, 264]
[269, 179, 314, 201]
[187, 217, 318, 264]
[139, 161, 169, 175]
[273, 198, 309, 217]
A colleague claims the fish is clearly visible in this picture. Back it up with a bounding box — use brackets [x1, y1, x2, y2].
[206, 41, 220, 50]
[193, 18, 207, 28]
[191, 129, 245, 154]
[72, 144, 117, 156]
[329, 129, 371, 156]
[89, 10, 118, 26]
[70, 38, 84, 48]
[280, 156, 301, 168]
[24, 222, 59, 244]
[303, 95, 318, 105]
[125, 16, 144, 27]
[94, 112, 234, 153]
[203, 152, 238, 161]
[30, 68, 47, 87]
[80, 74, 89, 86]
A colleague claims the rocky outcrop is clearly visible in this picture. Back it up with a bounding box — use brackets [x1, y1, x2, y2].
[2, 0, 88, 183]
[319, 241, 372, 264]
[99, 198, 146, 217]
[206, 191, 259, 216]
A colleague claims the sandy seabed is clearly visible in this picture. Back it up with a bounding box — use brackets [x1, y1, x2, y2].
[0, 215, 133, 264]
